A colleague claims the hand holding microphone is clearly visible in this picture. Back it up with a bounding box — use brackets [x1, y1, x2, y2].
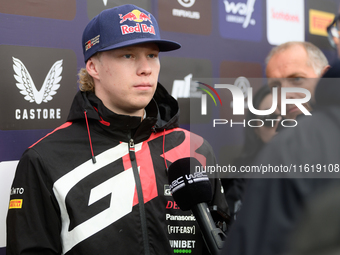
[168, 157, 226, 255]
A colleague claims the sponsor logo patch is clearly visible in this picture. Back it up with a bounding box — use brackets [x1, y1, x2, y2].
[85, 35, 100, 51]
[266, 0, 305, 45]
[0, 45, 77, 130]
[219, 0, 263, 41]
[119, 9, 155, 35]
[13, 57, 63, 105]
[307, 0, 337, 49]
[309, 9, 334, 36]
[9, 199, 23, 209]
[157, 0, 211, 35]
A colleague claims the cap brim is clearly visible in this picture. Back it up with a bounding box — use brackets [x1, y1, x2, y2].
[98, 38, 181, 53]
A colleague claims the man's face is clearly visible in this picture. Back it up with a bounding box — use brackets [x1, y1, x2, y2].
[266, 44, 320, 120]
[87, 43, 160, 116]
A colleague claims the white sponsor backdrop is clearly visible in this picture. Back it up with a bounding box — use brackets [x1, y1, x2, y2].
[267, 0, 305, 45]
[0, 161, 18, 247]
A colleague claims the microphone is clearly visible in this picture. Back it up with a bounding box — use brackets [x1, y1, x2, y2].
[168, 157, 226, 255]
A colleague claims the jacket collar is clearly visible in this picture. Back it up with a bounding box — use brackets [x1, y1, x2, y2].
[66, 83, 179, 142]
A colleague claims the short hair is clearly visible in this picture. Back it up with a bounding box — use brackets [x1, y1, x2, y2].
[265, 41, 329, 76]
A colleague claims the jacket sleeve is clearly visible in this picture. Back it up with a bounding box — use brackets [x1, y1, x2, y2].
[6, 149, 62, 255]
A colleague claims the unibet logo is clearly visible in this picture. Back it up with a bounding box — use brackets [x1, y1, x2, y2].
[13, 57, 63, 105]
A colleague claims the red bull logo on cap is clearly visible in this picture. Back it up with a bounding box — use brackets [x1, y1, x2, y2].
[119, 9, 155, 35]
[119, 9, 152, 24]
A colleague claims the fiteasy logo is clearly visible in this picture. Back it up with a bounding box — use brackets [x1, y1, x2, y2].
[119, 9, 155, 35]
[200, 83, 311, 127]
[13, 57, 62, 120]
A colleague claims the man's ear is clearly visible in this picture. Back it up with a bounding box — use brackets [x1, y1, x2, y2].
[320, 64, 331, 77]
[86, 57, 100, 80]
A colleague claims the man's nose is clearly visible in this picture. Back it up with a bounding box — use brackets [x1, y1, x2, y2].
[137, 57, 152, 76]
[280, 80, 296, 99]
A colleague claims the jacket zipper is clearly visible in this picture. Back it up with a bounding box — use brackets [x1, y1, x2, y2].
[129, 138, 151, 255]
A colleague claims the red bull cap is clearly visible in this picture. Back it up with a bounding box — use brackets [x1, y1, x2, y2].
[82, 4, 181, 62]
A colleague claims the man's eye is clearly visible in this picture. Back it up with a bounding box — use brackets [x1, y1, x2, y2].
[289, 77, 304, 85]
[124, 54, 132, 59]
[148, 53, 158, 58]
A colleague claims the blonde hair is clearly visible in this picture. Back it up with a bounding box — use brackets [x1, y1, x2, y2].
[78, 68, 95, 92]
[78, 52, 102, 92]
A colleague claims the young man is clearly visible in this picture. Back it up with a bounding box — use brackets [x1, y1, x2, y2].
[6, 4, 228, 255]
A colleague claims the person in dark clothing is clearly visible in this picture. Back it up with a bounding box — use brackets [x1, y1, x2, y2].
[288, 180, 340, 255]
[286, 58, 340, 255]
[222, 85, 281, 221]
[286, 16, 340, 255]
[6, 5, 228, 255]
[220, 55, 340, 255]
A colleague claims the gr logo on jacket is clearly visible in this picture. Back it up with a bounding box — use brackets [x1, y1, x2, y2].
[7, 84, 228, 255]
